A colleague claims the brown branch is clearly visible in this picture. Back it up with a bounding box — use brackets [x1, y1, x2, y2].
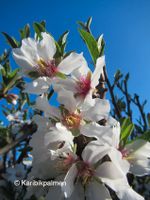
[134, 94, 148, 131]
[96, 73, 108, 99]
[0, 123, 37, 155]
[103, 66, 122, 119]
[124, 80, 132, 121]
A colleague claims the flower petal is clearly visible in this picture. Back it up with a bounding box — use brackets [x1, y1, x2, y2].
[24, 77, 51, 94]
[116, 187, 144, 200]
[96, 161, 128, 192]
[57, 53, 85, 75]
[35, 94, 61, 118]
[80, 122, 113, 142]
[61, 164, 78, 198]
[91, 56, 105, 88]
[85, 181, 112, 200]
[130, 159, 150, 176]
[125, 139, 150, 176]
[71, 59, 90, 79]
[44, 123, 74, 148]
[53, 77, 76, 93]
[82, 98, 110, 122]
[57, 89, 77, 113]
[108, 147, 130, 175]
[12, 48, 36, 74]
[69, 183, 84, 200]
[82, 141, 110, 165]
[37, 32, 56, 60]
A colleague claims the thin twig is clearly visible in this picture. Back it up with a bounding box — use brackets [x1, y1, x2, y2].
[103, 66, 122, 119]
[134, 94, 148, 131]
[124, 80, 132, 121]
[0, 123, 37, 155]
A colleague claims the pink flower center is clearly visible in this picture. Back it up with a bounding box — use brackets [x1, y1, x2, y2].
[75, 72, 91, 97]
[56, 154, 76, 172]
[119, 148, 130, 159]
[77, 161, 95, 185]
[36, 59, 58, 77]
[63, 154, 76, 167]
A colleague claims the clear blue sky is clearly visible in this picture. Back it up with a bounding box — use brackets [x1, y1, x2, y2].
[0, 0, 150, 119]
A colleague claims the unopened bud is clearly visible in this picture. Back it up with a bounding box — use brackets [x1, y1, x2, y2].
[6, 94, 18, 105]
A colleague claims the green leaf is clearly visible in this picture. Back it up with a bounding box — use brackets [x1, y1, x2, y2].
[120, 117, 134, 144]
[58, 30, 69, 46]
[8, 68, 19, 79]
[78, 29, 99, 64]
[77, 21, 86, 30]
[20, 24, 30, 39]
[33, 22, 46, 39]
[86, 17, 92, 28]
[139, 130, 150, 141]
[2, 32, 18, 48]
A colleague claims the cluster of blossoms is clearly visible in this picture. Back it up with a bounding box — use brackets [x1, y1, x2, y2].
[12, 32, 150, 200]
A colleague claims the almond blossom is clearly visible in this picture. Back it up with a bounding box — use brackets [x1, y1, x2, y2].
[34, 93, 110, 140]
[47, 140, 144, 200]
[53, 56, 105, 107]
[12, 32, 86, 94]
[92, 117, 150, 177]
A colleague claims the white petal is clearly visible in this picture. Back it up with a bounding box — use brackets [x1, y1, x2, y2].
[46, 185, 64, 200]
[21, 37, 39, 62]
[108, 147, 130, 175]
[37, 32, 56, 60]
[130, 159, 150, 176]
[35, 94, 61, 118]
[82, 98, 110, 122]
[57, 53, 85, 75]
[91, 56, 105, 88]
[82, 141, 110, 165]
[44, 123, 74, 148]
[24, 77, 51, 94]
[81, 89, 95, 109]
[125, 139, 150, 176]
[53, 77, 76, 93]
[61, 164, 78, 198]
[125, 139, 150, 160]
[57, 89, 77, 113]
[71, 59, 91, 79]
[86, 181, 112, 200]
[106, 116, 121, 148]
[116, 187, 144, 200]
[96, 161, 128, 192]
[12, 48, 35, 73]
[69, 183, 84, 200]
[32, 115, 51, 131]
[97, 34, 103, 51]
[80, 122, 113, 142]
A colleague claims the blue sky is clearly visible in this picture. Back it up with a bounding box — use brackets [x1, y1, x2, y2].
[0, 0, 150, 120]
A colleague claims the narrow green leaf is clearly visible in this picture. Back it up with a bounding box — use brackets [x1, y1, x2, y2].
[2, 32, 18, 48]
[121, 124, 134, 141]
[139, 130, 150, 141]
[33, 22, 46, 39]
[86, 17, 92, 28]
[58, 31, 69, 46]
[120, 117, 134, 146]
[25, 24, 30, 37]
[78, 29, 99, 64]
